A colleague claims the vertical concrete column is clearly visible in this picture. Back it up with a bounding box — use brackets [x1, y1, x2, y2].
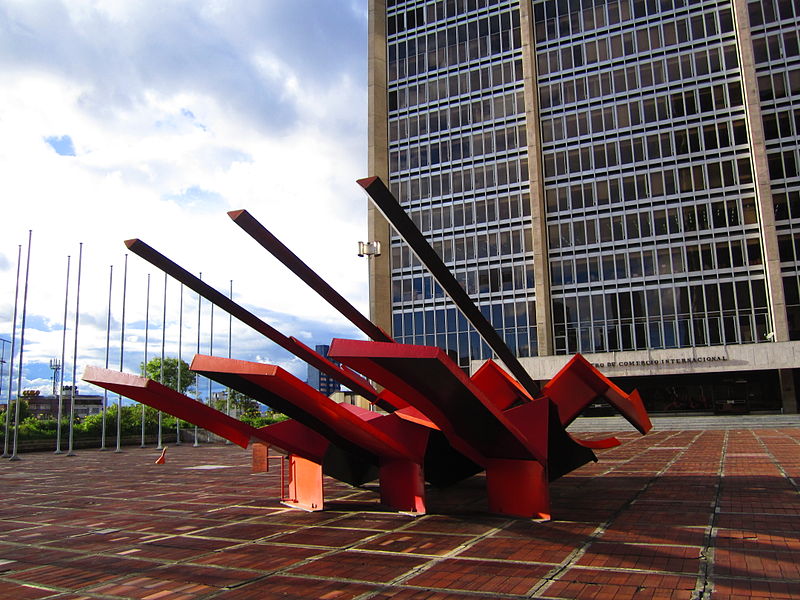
[778, 369, 798, 414]
[518, 0, 553, 357]
[731, 0, 789, 343]
[367, 0, 393, 337]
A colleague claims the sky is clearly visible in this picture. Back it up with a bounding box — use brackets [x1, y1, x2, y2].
[0, 0, 374, 401]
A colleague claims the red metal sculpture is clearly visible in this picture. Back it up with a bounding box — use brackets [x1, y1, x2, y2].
[83, 176, 652, 519]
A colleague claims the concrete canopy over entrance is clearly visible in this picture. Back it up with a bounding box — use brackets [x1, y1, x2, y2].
[472, 341, 800, 414]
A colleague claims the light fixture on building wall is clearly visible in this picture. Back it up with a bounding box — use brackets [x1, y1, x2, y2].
[358, 241, 381, 258]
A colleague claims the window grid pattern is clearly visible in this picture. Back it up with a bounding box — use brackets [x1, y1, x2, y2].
[535, 0, 771, 354]
[387, 0, 537, 367]
[749, 0, 800, 340]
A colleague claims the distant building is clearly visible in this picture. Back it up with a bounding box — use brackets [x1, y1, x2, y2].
[330, 390, 380, 412]
[17, 387, 103, 419]
[307, 344, 342, 396]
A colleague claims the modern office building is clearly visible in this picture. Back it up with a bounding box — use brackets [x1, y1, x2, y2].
[367, 0, 800, 413]
[307, 344, 342, 396]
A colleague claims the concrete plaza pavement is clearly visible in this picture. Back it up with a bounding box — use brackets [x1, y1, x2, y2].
[1, 415, 798, 599]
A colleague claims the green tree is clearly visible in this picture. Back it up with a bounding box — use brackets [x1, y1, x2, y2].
[140, 357, 194, 393]
[1, 399, 30, 422]
[210, 389, 261, 418]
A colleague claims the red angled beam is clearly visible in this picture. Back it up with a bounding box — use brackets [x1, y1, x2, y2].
[542, 354, 652, 434]
[329, 338, 543, 465]
[83, 366, 257, 449]
[123, 238, 383, 405]
[228, 209, 394, 343]
[357, 176, 540, 398]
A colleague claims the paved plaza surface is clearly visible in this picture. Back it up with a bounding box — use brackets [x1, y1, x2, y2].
[1, 417, 799, 599]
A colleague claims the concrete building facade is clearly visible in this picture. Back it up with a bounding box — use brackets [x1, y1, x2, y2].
[368, 0, 800, 413]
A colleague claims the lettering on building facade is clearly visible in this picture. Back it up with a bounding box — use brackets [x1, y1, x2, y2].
[592, 356, 730, 369]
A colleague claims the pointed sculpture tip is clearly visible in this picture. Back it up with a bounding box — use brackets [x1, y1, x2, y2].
[124, 238, 140, 249]
[357, 176, 380, 189]
[228, 209, 247, 220]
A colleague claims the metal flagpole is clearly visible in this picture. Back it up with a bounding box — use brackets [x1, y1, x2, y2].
[115, 254, 128, 453]
[176, 284, 183, 445]
[141, 273, 150, 448]
[2, 245, 21, 459]
[10, 231, 33, 461]
[100, 264, 113, 450]
[54, 255, 70, 455]
[207, 303, 214, 442]
[0, 339, 9, 450]
[227, 280, 232, 417]
[0, 339, 9, 440]
[224, 280, 232, 444]
[65, 241, 81, 458]
[157, 272, 166, 450]
[193, 273, 201, 447]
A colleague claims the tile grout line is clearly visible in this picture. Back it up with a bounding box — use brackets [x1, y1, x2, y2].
[528, 429, 705, 599]
[754, 428, 800, 495]
[691, 429, 727, 600]
[201, 508, 435, 597]
[353, 517, 516, 599]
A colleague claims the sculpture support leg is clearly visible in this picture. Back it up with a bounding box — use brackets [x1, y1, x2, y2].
[485, 458, 550, 520]
[379, 459, 426, 514]
[284, 455, 324, 511]
[251, 442, 269, 473]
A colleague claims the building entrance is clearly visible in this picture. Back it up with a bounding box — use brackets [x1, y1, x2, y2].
[607, 370, 782, 415]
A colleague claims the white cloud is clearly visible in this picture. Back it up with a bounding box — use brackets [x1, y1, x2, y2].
[0, 1, 372, 398]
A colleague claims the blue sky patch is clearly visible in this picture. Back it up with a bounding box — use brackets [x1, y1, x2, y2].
[45, 135, 76, 156]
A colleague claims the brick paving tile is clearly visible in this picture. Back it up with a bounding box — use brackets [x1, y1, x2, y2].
[146, 563, 264, 587]
[202, 505, 281, 520]
[85, 574, 215, 599]
[495, 520, 596, 543]
[405, 558, 551, 595]
[541, 567, 696, 599]
[457, 536, 573, 563]
[271, 526, 379, 548]
[262, 510, 342, 526]
[192, 542, 324, 570]
[9, 564, 118, 589]
[715, 514, 800, 534]
[0, 581, 58, 599]
[116, 534, 240, 561]
[288, 549, 425, 582]
[192, 522, 287, 541]
[611, 509, 711, 528]
[714, 529, 800, 552]
[39, 529, 153, 552]
[0, 547, 78, 574]
[358, 531, 471, 556]
[713, 548, 800, 580]
[599, 524, 707, 547]
[60, 554, 158, 576]
[7, 526, 86, 545]
[211, 574, 378, 599]
[0, 522, 40, 535]
[120, 517, 220, 536]
[712, 577, 800, 599]
[369, 587, 499, 599]
[31, 595, 93, 600]
[577, 541, 703, 574]
[403, 515, 504, 536]
[328, 512, 416, 531]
